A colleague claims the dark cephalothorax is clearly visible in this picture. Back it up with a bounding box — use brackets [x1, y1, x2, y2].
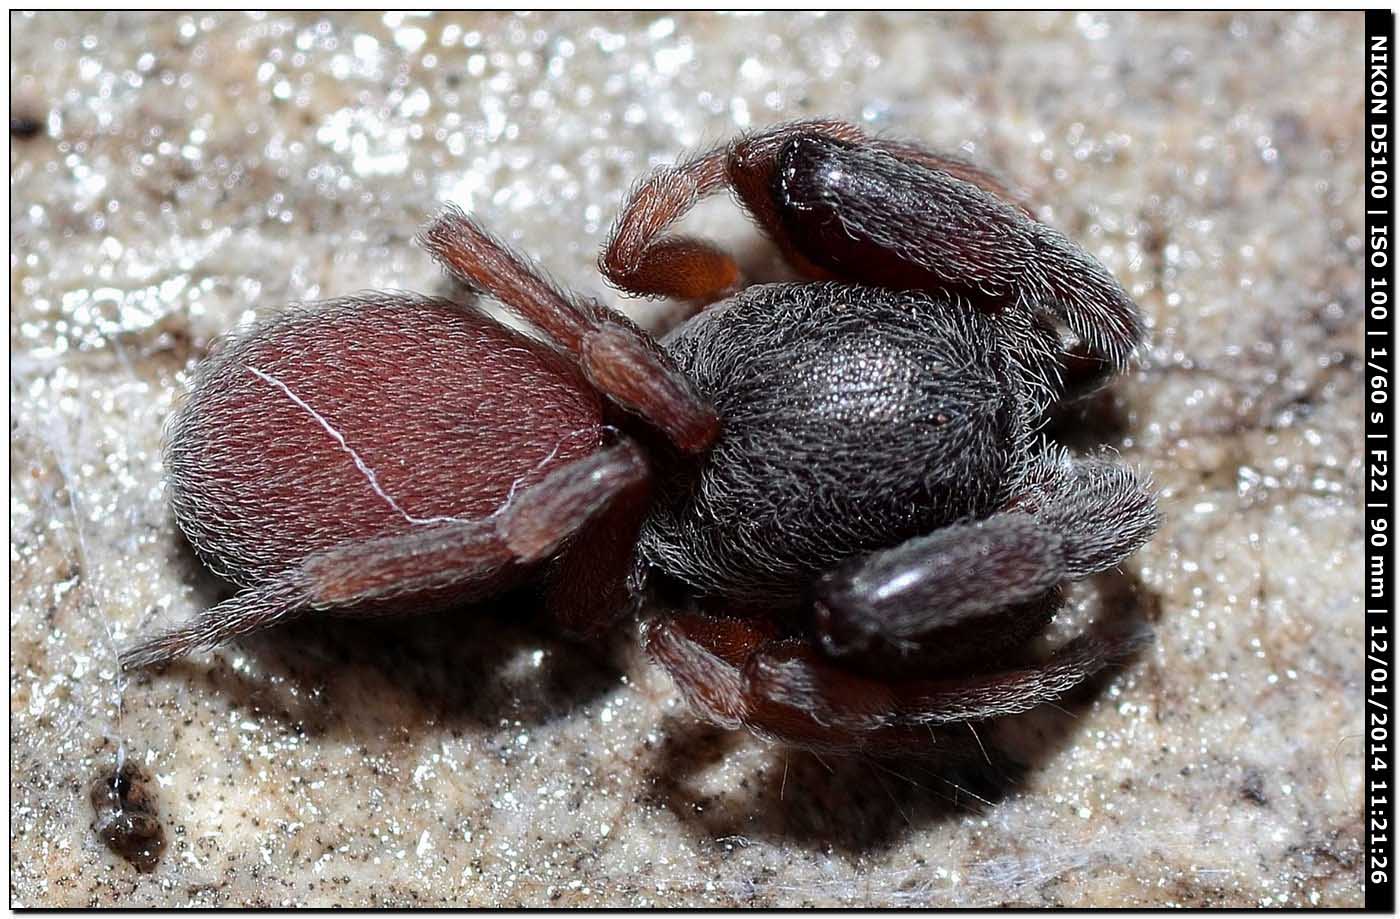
[641, 283, 1023, 605]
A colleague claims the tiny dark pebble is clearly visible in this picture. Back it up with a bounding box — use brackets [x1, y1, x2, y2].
[90, 761, 166, 873]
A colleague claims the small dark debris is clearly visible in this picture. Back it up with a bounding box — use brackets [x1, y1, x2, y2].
[10, 114, 43, 139]
[1240, 769, 1268, 806]
[90, 760, 166, 873]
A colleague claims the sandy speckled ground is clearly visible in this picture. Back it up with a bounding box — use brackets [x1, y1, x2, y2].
[11, 11, 1363, 907]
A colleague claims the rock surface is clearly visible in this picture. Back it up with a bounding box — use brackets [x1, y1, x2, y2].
[11, 11, 1363, 907]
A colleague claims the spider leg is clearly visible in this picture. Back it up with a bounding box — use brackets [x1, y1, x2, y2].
[726, 119, 1037, 265]
[598, 118, 1027, 301]
[643, 612, 928, 753]
[302, 439, 648, 603]
[813, 514, 1070, 658]
[646, 611, 1141, 755]
[741, 630, 1135, 738]
[769, 132, 1144, 369]
[815, 454, 1158, 658]
[598, 147, 741, 303]
[722, 118, 869, 280]
[544, 463, 652, 638]
[122, 441, 648, 669]
[598, 119, 868, 302]
[858, 136, 1032, 215]
[1018, 452, 1162, 580]
[642, 612, 779, 731]
[418, 207, 719, 453]
[602, 119, 1142, 368]
[119, 577, 312, 671]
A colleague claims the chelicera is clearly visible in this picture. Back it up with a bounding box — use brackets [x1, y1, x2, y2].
[122, 119, 1159, 754]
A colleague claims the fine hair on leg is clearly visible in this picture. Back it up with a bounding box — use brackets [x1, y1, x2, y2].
[418, 206, 719, 453]
[122, 441, 650, 670]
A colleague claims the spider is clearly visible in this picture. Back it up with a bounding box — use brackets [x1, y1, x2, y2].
[121, 119, 1159, 755]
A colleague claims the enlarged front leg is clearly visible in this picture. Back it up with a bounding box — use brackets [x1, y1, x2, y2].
[121, 441, 649, 669]
[600, 118, 1028, 296]
[813, 454, 1159, 661]
[600, 119, 1142, 371]
[419, 207, 719, 454]
[769, 132, 1145, 370]
[645, 451, 1156, 754]
[597, 118, 1020, 303]
[813, 514, 1068, 659]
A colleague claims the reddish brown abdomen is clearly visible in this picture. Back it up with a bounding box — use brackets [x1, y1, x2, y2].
[166, 297, 604, 587]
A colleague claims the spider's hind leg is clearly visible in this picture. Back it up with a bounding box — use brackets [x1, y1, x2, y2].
[121, 441, 650, 670]
[119, 577, 312, 671]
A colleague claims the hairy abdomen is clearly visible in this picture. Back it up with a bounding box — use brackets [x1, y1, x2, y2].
[166, 296, 604, 588]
